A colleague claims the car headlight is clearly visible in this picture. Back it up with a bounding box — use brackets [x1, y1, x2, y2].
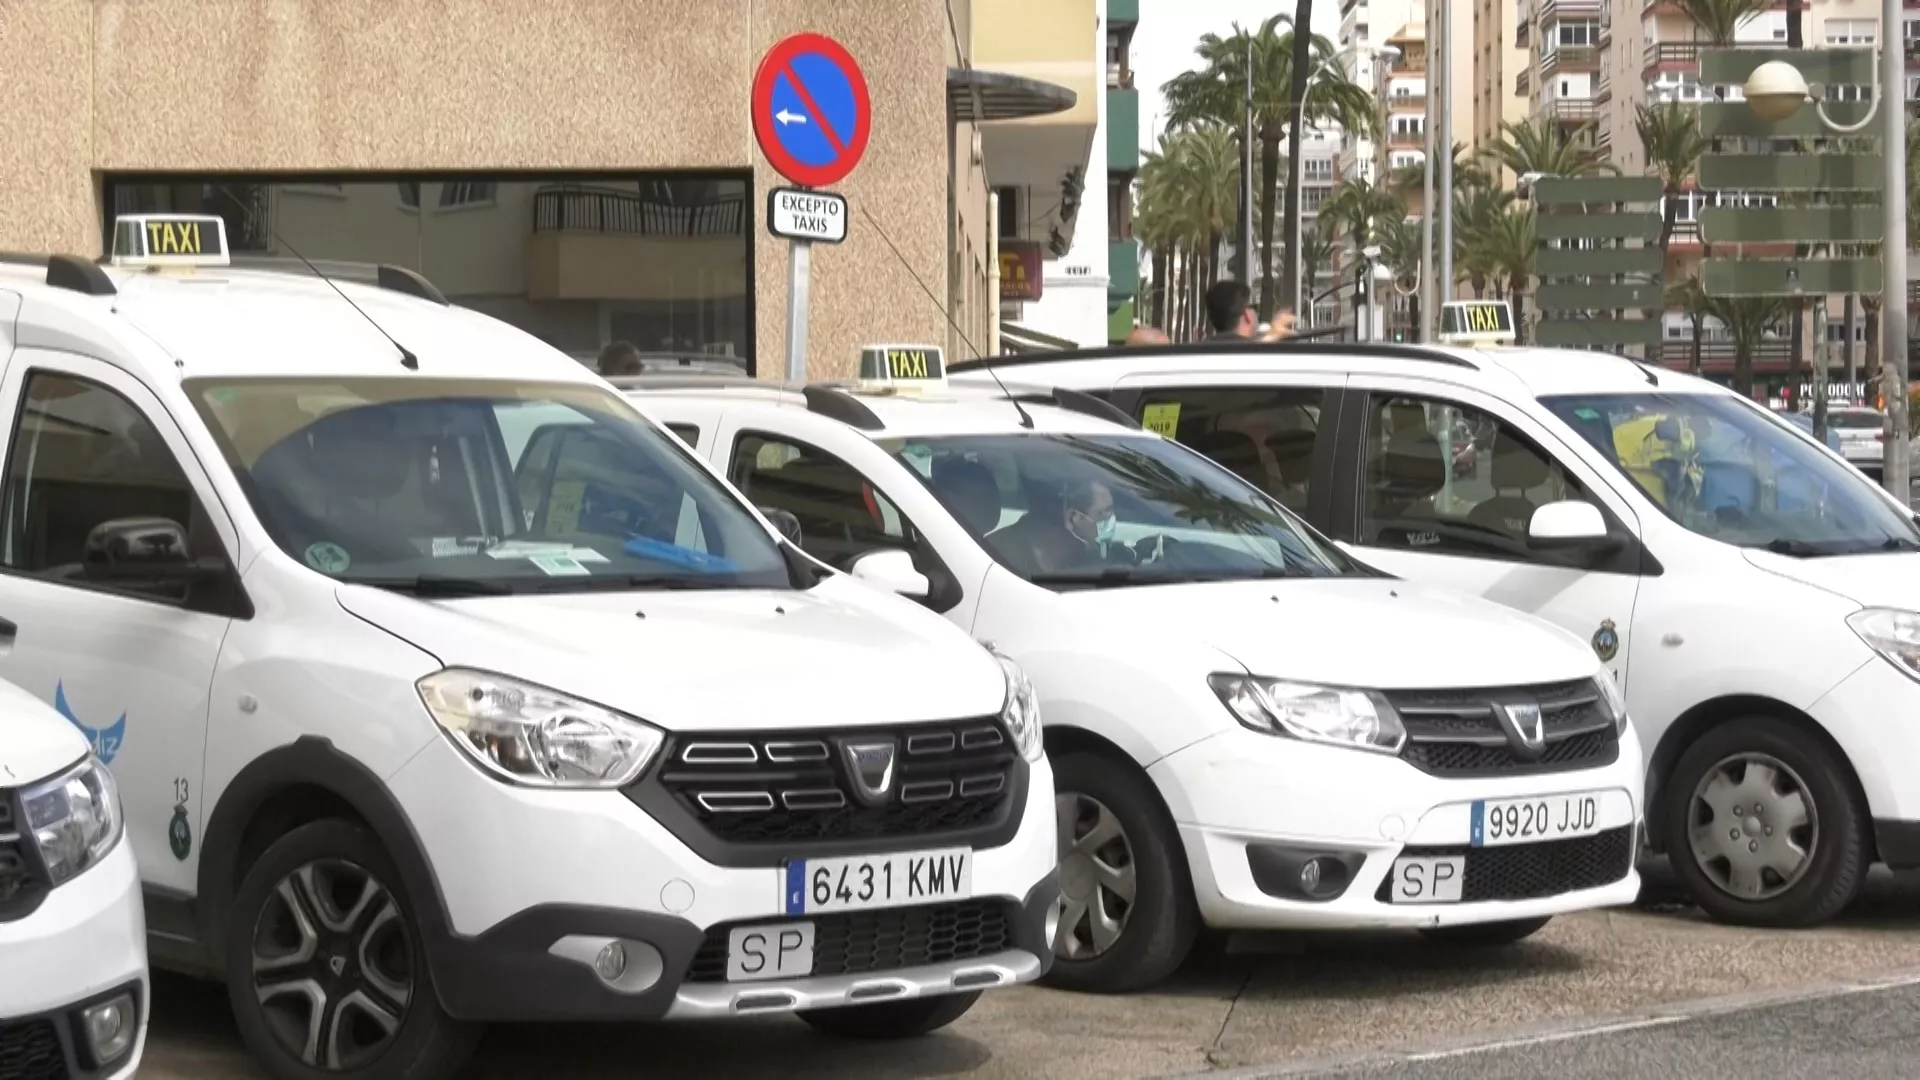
[1593, 671, 1629, 735]
[1847, 608, 1920, 683]
[21, 755, 123, 886]
[1208, 674, 1406, 754]
[985, 646, 1044, 762]
[417, 669, 664, 788]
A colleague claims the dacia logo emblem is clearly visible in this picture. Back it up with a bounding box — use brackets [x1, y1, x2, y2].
[840, 738, 898, 806]
[1496, 701, 1547, 757]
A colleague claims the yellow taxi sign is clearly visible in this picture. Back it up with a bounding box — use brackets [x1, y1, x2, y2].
[110, 214, 231, 268]
[1437, 300, 1515, 345]
[858, 344, 946, 385]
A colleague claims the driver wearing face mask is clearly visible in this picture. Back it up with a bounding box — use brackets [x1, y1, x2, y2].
[1006, 478, 1117, 574]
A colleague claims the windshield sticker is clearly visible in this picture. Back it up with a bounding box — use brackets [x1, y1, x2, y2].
[485, 541, 608, 563]
[1141, 403, 1181, 438]
[304, 542, 352, 574]
[624, 534, 738, 573]
[544, 481, 586, 534]
[428, 537, 495, 557]
[528, 553, 591, 576]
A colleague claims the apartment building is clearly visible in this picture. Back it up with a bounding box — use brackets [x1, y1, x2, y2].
[1475, 0, 1536, 181]
[1523, 0, 1606, 152]
[1108, 0, 1143, 344]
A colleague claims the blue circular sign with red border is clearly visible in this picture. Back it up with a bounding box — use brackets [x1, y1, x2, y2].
[752, 32, 872, 188]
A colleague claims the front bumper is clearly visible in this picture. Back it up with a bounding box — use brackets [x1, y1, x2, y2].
[1149, 727, 1645, 931]
[389, 737, 1059, 1022]
[0, 840, 148, 1078]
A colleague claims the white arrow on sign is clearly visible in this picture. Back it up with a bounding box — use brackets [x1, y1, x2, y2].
[768, 187, 849, 245]
[775, 109, 807, 126]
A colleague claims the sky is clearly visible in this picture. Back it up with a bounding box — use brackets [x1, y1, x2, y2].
[1133, 0, 1346, 153]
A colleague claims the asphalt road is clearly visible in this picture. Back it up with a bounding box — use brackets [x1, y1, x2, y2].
[140, 865, 1920, 1079]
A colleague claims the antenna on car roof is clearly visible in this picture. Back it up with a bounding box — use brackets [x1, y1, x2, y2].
[212, 190, 419, 371]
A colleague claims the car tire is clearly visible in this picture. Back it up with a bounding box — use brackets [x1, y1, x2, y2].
[1662, 716, 1867, 928]
[799, 991, 981, 1039]
[225, 818, 480, 1080]
[1043, 750, 1199, 994]
[1417, 916, 1552, 947]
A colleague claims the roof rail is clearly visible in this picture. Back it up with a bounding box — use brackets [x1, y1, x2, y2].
[950, 340, 1479, 373]
[376, 265, 448, 306]
[0, 252, 118, 298]
[801, 385, 885, 431]
[1011, 387, 1139, 429]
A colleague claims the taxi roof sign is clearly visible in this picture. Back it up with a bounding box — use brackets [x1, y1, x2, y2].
[1437, 300, 1515, 345]
[858, 344, 946, 389]
[111, 214, 231, 269]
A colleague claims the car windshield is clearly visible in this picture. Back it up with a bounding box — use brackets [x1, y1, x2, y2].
[1830, 409, 1883, 430]
[187, 377, 796, 593]
[1540, 391, 1920, 557]
[886, 431, 1365, 589]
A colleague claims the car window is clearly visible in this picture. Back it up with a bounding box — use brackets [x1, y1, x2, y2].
[188, 377, 794, 592]
[1360, 393, 1591, 565]
[1830, 410, 1882, 430]
[665, 422, 701, 446]
[888, 431, 1363, 588]
[728, 432, 918, 571]
[1133, 387, 1326, 513]
[1542, 391, 1920, 555]
[0, 372, 215, 603]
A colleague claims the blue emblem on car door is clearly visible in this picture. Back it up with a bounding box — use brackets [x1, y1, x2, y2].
[54, 681, 126, 765]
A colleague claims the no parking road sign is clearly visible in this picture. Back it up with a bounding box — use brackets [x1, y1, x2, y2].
[752, 32, 872, 188]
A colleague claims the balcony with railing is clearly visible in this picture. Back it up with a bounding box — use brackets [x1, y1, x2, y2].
[1643, 41, 1700, 74]
[527, 185, 746, 302]
[1517, 68, 1532, 95]
[1543, 99, 1601, 124]
[1596, 68, 1612, 103]
[1388, 127, 1425, 149]
[1542, 45, 1600, 76]
[1538, 0, 1603, 24]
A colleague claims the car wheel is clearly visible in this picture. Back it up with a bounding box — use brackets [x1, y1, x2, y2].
[1662, 716, 1867, 928]
[799, 991, 981, 1039]
[1043, 751, 1198, 994]
[1418, 916, 1552, 947]
[226, 819, 480, 1080]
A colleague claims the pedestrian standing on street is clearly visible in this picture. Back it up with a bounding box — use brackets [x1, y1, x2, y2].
[1126, 326, 1170, 345]
[598, 340, 644, 377]
[1202, 280, 1258, 341]
[1260, 308, 1297, 341]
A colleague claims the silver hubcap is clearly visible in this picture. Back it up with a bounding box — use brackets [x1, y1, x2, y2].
[252, 860, 413, 1071]
[1054, 792, 1137, 960]
[1687, 752, 1817, 902]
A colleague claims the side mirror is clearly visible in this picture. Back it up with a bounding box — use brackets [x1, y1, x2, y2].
[848, 548, 931, 599]
[82, 517, 215, 582]
[1528, 500, 1618, 551]
[761, 507, 803, 546]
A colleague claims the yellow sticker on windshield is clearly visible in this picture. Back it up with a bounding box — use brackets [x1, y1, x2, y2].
[1142, 403, 1181, 438]
[544, 481, 585, 534]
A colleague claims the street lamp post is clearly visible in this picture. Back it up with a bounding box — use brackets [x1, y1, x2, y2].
[1291, 43, 1398, 330]
[1436, 0, 1453, 309]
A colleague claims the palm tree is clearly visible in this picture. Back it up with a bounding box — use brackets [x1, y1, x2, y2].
[1672, 0, 1772, 45]
[1134, 127, 1242, 339]
[1706, 294, 1787, 396]
[1301, 221, 1338, 318]
[1388, 143, 1494, 201]
[1453, 185, 1514, 298]
[1667, 275, 1711, 374]
[1162, 16, 1376, 319]
[1635, 102, 1707, 253]
[1472, 207, 1539, 342]
[1480, 117, 1616, 181]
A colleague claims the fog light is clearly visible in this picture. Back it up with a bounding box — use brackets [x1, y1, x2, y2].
[79, 993, 136, 1067]
[1300, 859, 1323, 893]
[594, 942, 628, 981]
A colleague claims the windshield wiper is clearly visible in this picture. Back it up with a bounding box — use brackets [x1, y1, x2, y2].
[356, 575, 517, 597]
[532, 574, 736, 593]
[1760, 537, 1920, 559]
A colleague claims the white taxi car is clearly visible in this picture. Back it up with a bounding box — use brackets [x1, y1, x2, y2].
[626, 353, 1644, 994]
[950, 329, 1920, 930]
[0, 218, 1056, 1079]
[0, 677, 146, 1078]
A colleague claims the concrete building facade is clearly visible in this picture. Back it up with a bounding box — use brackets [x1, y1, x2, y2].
[0, 0, 1092, 380]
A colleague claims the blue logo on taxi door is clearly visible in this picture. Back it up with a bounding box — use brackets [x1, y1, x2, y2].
[54, 681, 126, 765]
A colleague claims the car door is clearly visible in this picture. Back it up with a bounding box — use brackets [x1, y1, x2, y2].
[0, 349, 243, 895]
[710, 413, 994, 628]
[1106, 372, 1348, 534]
[1332, 376, 1647, 690]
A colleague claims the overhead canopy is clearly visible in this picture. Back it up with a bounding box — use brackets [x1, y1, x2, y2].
[999, 321, 1081, 354]
[947, 68, 1077, 123]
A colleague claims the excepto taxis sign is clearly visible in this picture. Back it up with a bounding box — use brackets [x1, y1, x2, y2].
[767, 188, 848, 244]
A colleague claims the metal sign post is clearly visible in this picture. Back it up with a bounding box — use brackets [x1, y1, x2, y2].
[751, 33, 871, 382]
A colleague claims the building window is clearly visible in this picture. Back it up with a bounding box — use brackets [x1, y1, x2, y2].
[1304, 158, 1334, 180]
[1391, 116, 1424, 136]
[1106, 29, 1132, 87]
[1824, 19, 1876, 45]
[1557, 22, 1596, 46]
[103, 173, 753, 371]
[1108, 176, 1133, 240]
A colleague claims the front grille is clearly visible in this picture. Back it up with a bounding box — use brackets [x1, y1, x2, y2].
[0, 1018, 65, 1080]
[638, 718, 1019, 848]
[1376, 825, 1636, 903]
[1387, 679, 1620, 778]
[686, 899, 1015, 983]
